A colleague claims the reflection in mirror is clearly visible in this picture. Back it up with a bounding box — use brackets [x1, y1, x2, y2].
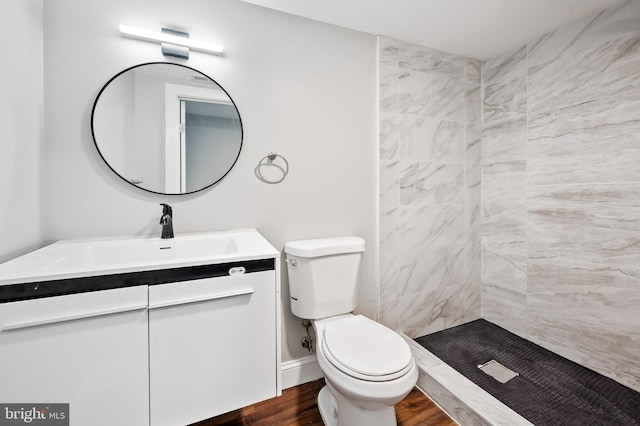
[91, 62, 242, 195]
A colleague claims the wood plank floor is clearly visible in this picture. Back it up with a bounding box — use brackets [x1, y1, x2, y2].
[194, 379, 456, 426]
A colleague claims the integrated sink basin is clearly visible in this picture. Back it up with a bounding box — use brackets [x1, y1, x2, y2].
[51, 235, 238, 270]
[0, 229, 278, 286]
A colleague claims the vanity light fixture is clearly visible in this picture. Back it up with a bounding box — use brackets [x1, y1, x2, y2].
[119, 24, 224, 58]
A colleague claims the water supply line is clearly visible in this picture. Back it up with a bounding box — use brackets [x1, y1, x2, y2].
[301, 319, 314, 353]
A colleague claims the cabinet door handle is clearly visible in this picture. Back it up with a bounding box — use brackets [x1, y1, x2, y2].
[1, 303, 149, 332]
[148, 288, 254, 310]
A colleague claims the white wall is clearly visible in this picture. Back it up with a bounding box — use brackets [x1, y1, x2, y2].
[0, 0, 44, 262]
[42, 0, 377, 363]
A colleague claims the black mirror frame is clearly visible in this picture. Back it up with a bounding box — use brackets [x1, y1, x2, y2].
[90, 62, 243, 196]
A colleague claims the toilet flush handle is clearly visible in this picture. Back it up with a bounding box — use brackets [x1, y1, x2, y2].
[285, 258, 297, 266]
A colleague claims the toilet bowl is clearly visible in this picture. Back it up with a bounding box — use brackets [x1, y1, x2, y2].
[313, 314, 418, 426]
[284, 236, 418, 426]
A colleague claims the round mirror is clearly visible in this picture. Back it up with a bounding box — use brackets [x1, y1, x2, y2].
[91, 62, 243, 195]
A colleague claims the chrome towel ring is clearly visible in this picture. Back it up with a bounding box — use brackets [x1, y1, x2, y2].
[255, 152, 289, 184]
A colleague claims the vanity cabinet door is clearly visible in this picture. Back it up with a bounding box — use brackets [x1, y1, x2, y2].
[148, 270, 277, 426]
[0, 286, 149, 426]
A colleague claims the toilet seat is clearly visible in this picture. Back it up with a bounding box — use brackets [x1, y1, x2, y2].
[321, 315, 413, 382]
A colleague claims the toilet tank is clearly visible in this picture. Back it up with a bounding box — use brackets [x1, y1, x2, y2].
[284, 236, 365, 320]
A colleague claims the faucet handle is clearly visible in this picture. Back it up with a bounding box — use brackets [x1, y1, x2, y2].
[160, 203, 173, 216]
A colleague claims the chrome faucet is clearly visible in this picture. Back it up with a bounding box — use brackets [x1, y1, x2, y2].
[159, 203, 174, 239]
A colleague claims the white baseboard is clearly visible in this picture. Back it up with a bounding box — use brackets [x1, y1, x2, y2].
[281, 354, 324, 389]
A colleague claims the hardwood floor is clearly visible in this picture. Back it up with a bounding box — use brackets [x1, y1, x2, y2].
[194, 379, 456, 426]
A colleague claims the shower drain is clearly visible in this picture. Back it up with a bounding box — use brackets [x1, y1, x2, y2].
[478, 360, 519, 383]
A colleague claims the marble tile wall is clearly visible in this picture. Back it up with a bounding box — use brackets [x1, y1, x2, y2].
[482, 0, 640, 392]
[378, 36, 482, 338]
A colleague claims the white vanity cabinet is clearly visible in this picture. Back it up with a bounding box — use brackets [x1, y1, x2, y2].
[0, 286, 150, 426]
[0, 230, 281, 426]
[148, 268, 279, 426]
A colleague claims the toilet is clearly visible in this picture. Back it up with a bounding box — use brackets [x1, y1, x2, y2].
[284, 236, 418, 426]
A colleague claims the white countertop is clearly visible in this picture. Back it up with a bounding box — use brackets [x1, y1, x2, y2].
[0, 229, 279, 286]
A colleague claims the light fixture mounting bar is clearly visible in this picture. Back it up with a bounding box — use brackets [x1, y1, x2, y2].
[119, 24, 224, 55]
[161, 28, 189, 59]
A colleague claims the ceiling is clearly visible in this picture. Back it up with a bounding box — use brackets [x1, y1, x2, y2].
[239, 0, 624, 59]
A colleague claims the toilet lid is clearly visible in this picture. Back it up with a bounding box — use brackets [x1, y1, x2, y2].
[322, 315, 413, 382]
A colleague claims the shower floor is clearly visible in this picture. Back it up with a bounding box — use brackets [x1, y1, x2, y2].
[414, 319, 640, 425]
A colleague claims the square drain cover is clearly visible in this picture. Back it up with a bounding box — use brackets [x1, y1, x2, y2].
[478, 360, 519, 383]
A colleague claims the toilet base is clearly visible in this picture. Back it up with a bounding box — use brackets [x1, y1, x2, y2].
[318, 381, 398, 426]
[317, 386, 338, 426]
